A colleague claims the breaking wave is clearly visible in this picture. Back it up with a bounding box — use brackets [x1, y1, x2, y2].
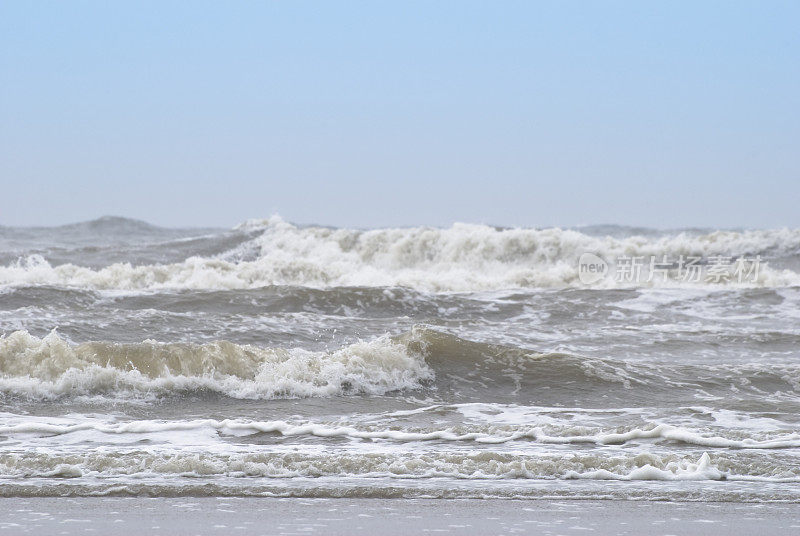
[3, 416, 800, 450]
[2, 327, 800, 402]
[2, 216, 800, 291]
[2, 450, 797, 483]
[0, 329, 433, 400]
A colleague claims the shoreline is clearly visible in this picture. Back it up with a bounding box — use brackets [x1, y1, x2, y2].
[2, 497, 798, 535]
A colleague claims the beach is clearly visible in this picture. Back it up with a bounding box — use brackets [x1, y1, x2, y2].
[3, 498, 800, 535]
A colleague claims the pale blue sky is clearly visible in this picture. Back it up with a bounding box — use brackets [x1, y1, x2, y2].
[1, 1, 798, 229]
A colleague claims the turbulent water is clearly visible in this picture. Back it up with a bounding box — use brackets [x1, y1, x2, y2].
[1, 216, 800, 500]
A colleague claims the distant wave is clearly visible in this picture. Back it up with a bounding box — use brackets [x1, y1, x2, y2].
[1, 216, 800, 291]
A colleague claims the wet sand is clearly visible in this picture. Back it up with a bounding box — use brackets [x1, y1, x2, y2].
[1, 498, 798, 535]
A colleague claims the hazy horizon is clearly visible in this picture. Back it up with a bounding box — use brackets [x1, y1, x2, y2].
[0, 212, 789, 233]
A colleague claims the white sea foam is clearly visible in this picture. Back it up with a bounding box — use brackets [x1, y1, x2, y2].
[563, 452, 728, 481]
[1, 440, 797, 483]
[0, 330, 433, 400]
[3, 411, 800, 495]
[2, 217, 799, 291]
[3, 415, 799, 450]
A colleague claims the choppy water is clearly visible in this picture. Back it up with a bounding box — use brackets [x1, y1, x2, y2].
[1, 216, 800, 500]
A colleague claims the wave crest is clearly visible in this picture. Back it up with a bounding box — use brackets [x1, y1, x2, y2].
[0, 330, 433, 400]
[2, 218, 800, 290]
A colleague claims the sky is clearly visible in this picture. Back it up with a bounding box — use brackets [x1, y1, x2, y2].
[1, 1, 798, 229]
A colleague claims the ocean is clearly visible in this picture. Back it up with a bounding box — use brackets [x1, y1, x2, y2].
[1, 216, 800, 503]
